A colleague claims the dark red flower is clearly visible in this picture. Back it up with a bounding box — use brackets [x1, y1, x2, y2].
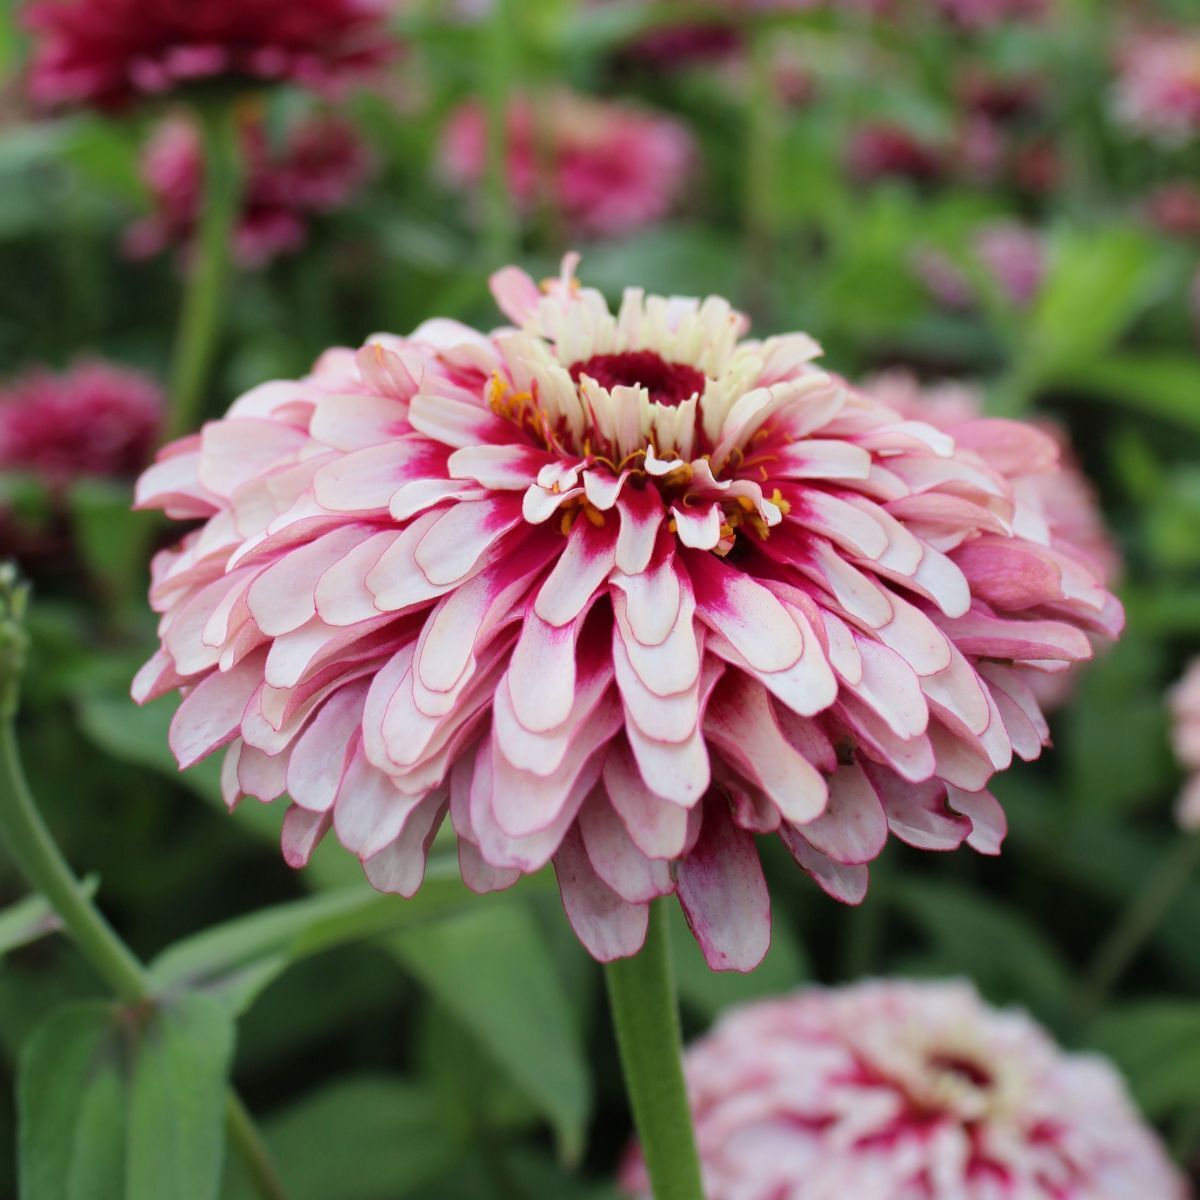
[0, 359, 162, 485]
[847, 124, 944, 184]
[24, 0, 397, 111]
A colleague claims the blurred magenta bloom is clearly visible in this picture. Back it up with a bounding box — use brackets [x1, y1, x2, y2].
[440, 91, 694, 239]
[620, 980, 1188, 1199]
[135, 259, 1120, 971]
[23, 0, 396, 110]
[916, 221, 1046, 311]
[973, 221, 1046, 307]
[847, 124, 944, 184]
[1114, 31, 1200, 146]
[0, 359, 162, 486]
[1145, 182, 1200, 239]
[125, 111, 373, 268]
[1170, 659, 1200, 831]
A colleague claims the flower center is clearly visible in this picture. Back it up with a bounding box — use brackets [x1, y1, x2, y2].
[568, 351, 707, 408]
[926, 1052, 994, 1092]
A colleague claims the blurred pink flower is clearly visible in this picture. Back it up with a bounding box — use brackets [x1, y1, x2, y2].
[973, 221, 1046, 307]
[1114, 32, 1200, 146]
[847, 124, 944, 184]
[1145, 182, 1200, 239]
[125, 111, 373, 268]
[620, 979, 1188, 1200]
[136, 259, 1120, 971]
[915, 222, 1046, 311]
[0, 358, 162, 486]
[23, 0, 396, 111]
[1170, 658, 1200, 831]
[440, 92, 694, 239]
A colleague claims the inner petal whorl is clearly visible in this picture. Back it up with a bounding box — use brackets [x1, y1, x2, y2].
[569, 350, 707, 409]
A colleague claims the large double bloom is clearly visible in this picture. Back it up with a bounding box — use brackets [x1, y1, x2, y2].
[137, 260, 1121, 969]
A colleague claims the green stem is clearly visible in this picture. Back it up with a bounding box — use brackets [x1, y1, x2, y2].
[483, 0, 518, 268]
[1076, 831, 1200, 1020]
[226, 1093, 291, 1200]
[604, 900, 704, 1200]
[742, 21, 780, 321]
[167, 99, 243, 442]
[0, 632, 288, 1199]
[0, 723, 147, 1004]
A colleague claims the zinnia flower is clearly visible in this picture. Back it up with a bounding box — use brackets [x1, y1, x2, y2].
[125, 111, 373, 268]
[619, 980, 1188, 1199]
[1170, 658, 1200, 831]
[1113, 32, 1200, 147]
[23, 0, 395, 111]
[0, 358, 162, 486]
[135, 258, 1121, 971]
[440, 92, 694, 239]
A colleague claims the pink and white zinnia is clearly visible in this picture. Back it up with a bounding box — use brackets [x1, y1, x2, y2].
[620, 980, 1188, 1200]
[136, 259, 1122, 970]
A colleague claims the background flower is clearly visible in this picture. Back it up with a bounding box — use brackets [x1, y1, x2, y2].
[1170, 658, 1200, 831]
[0, 358, 162, 486]
[621, 979, 1189, 1200]
[23, 0, 397, 110]
[440, 91, 695, 238]
[125, 110, 374, 268]
[1113, 30, 1200, 146]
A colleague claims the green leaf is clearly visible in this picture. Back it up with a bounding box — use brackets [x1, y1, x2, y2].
[76, 695, 224, 808]
[1023, 227, 1156, 375]
[18, 1001, 128, 1200]
[1051, 353, 1200, 435]
[149, 860, 479, 1014]
[668, 900, 809, 1020]
[0, 877, 96, 959]
[225, 1076, 463, 1200]
[125, 994, 235, 1200]
[18, 995, 235, 1200]
[390, 903, 591, 1164]
[67, 480, 155, 607]
[1089, 1003, 1200, 1119]
[892, 878, 1075, 1021]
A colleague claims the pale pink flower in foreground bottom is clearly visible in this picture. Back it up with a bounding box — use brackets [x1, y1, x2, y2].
[136, 259, 1121, 970]
[1170, 658, 1200, 831]
[621, 980, 1188, 1200]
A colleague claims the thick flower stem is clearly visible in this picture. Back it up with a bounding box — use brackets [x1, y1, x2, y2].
[604, 900, 705, 1200]
[742, 22, 780, 322]
[483, 0, 518, 268]
[0, 581, 288, 1200]
[167, 98, 243, 442]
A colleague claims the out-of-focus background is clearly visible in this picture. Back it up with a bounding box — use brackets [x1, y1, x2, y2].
[0, 1, 1199, 1196]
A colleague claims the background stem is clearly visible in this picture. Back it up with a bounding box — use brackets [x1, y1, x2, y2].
[167, 99, 243, 441]
[1076, 832, 1200, 1020]
[483, 0, 519, 268]
[604, 900, 704, 1200]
